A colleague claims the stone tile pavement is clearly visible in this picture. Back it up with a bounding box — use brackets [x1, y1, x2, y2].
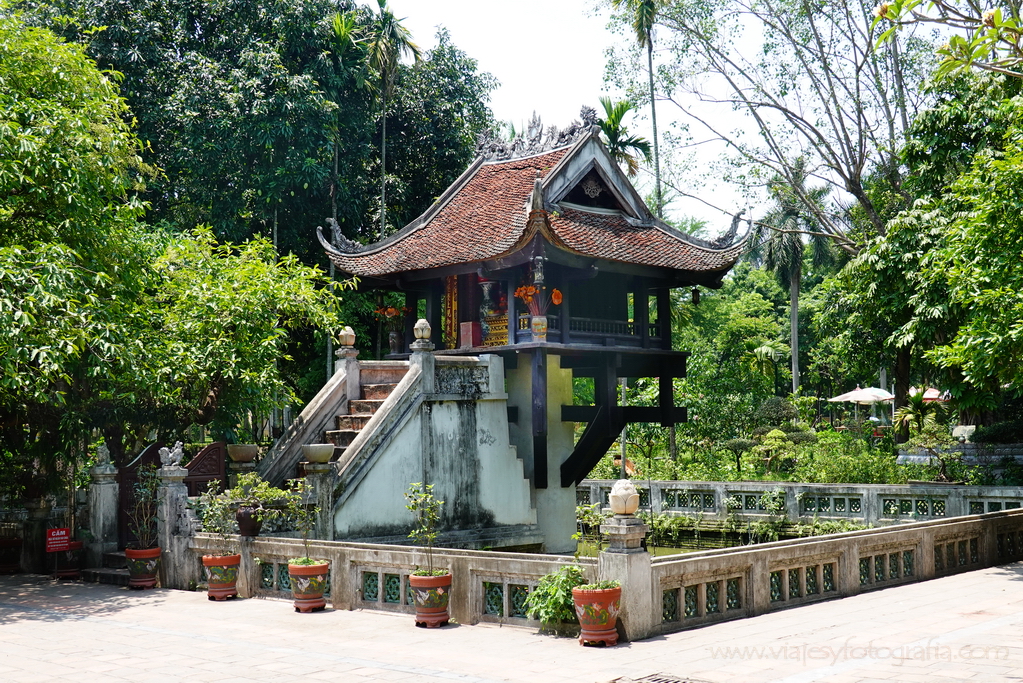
[1, 563, 1022, 683]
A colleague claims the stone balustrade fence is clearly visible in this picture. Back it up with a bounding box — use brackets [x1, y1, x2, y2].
[578, 479, 1023, 526]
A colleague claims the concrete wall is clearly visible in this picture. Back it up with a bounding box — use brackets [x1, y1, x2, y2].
[333, 354, 538, 548]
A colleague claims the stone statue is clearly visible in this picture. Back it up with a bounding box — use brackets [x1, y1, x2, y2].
[96, 442, 110, 467]
[159, 441, 184, 467]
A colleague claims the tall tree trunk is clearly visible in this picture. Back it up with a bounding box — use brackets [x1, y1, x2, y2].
[327, 140, 339, 383]
[895, 345, 911, 443]
[380, 108, 387, 237]
[790, 274, 800, 394]
[646, 38, 661, 219]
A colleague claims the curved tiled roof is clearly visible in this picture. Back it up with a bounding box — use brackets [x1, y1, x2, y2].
[325, 150, 567, 277]
[324, 142, 745, 278]
[550, 208, 745, 272]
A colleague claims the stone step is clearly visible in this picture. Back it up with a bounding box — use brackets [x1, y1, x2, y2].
[335, 414, 372, 431]
[82, 567, 130, 587]
[359, 365, 408, 385]
[361, 383, 397, 400]
[325, 430, 359, 448]
[350, 399, 385, 415]
[103, 551, 127, 569]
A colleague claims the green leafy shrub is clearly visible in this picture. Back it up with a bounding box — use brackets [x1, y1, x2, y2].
[792, 432, 907, 484]
[524, 565, 585, 631]
[972, 420, 1023, 444]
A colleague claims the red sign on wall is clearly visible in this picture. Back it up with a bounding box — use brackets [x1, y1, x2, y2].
[45, 527, 70, 553]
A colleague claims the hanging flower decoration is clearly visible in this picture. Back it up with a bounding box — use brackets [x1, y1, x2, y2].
[515, 285, 562, 317]
[374, 306, 410, 331]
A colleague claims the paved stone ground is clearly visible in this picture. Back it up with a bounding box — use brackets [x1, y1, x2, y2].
[1, 563, 1022, 683]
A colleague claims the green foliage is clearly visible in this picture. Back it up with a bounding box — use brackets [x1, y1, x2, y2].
[577, 580, 621, 590]
[127, 464, 159, 550]
[756, 397, 799, 428]
[792, 431, 908, 484]
[972, 420, 1023, 444]
[523, 564, 585, 628]
[405, 482, 444, 576]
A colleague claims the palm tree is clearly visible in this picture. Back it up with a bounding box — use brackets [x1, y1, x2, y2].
[597, 97, 652, 177]
[367, 0, 420, 236]
[611, 0, 661, 217]
[752, 159, 832, 394]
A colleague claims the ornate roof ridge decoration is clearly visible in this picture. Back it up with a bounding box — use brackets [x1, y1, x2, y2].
[475, 108, 600, 162]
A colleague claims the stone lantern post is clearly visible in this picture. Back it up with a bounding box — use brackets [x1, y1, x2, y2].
[598, 479, 655, 641]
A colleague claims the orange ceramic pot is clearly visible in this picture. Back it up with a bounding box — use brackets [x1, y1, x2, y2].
[288, 561, 329, 613]
[572, 585, 622, 646]
[202, 554, 240, 601]
[125, 546, 161, 589]
[408, 573, 452, 628]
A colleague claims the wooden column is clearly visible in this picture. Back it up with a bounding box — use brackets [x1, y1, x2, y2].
[657, 288, 672, 350]
[559, 279, 570, 344]
[426, 283, 443, 350]
[506, 279, 516, 345]
[404, 291, 419, 354]
[636, 281, 650, 349]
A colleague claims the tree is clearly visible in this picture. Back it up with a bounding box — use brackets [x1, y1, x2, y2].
[875, 0, 1023, 79]
[605, 0, 936, 253]
[366, 0, 421, 236]
[610, 0, 663, 215]
[597, 97, 652, 177]
[752, 159, 833, 393]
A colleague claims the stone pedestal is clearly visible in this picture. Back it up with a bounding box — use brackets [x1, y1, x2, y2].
[157, 466, 198, 590]
[21, 499, 51, 573]
[335, 346, 360, 404]
[598, 514, 654, 642]
[227, 461, 256, 489]
[303, 463, 335, 540]
[87, 464, 119, 568]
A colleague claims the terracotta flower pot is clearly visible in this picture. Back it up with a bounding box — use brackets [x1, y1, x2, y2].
[125, 546, 162, 589]
[202, 554, 240, 601]
[53, 540, 83, 579]
[409, 573, 452, 628]
[572, 585, 622, 646]
[288, 561, 329, 613]
[235, 507, 262, 537]
[301, 444, 336, 463]
[226, 444, 259, 463]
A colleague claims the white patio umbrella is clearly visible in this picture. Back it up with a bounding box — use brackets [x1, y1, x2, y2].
[828, 386, 895, 420]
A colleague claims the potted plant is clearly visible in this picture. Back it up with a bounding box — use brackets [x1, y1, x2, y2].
[524, 564, 586, 637]
[125, 463, 161, 589]
[285, 480, 329, 613]
[572, 579, 622, 646]
[195, 482, 241, 601]
[405, 482, 450, 628]
[228, 472, 292, 537]
[226, 414, 261, 463]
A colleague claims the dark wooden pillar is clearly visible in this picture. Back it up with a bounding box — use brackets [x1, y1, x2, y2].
[532, 348, 548, 488]
[425, 283, 443, 349]
[403, 291, 419, 354]
[506, 279, 516, 345]
[559, 279, 570, 344]
[657, 288, 671, 350]
[636, 281, 649, 348]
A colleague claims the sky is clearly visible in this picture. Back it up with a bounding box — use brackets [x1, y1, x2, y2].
[378, 0, 744, 232]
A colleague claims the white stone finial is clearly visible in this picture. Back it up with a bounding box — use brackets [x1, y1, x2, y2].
[338, 326, 356, 347]
[414, 318, 431, 340]
[609, 479, 640, 515]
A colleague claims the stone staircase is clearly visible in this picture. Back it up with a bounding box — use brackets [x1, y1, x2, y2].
[324, 362, 409, 459]
[82, 551, 130, 586]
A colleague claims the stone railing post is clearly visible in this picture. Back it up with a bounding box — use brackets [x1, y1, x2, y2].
[236, 537, 257, 598]
[227, 461, 256, 489]
[304, 463, 334, 540]
[409, 318, 436, 393]
[335, 326, 360, 406]
[87, 444, 119, 568]
[598, 480, 655, 642]
[156, 442, 199, 590]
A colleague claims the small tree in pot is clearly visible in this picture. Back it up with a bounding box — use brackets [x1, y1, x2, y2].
[405, 482, 450, 628]
[125, 463, 161, 589]
[284, 480, 328, 613]
[195, 482, 241, 601]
